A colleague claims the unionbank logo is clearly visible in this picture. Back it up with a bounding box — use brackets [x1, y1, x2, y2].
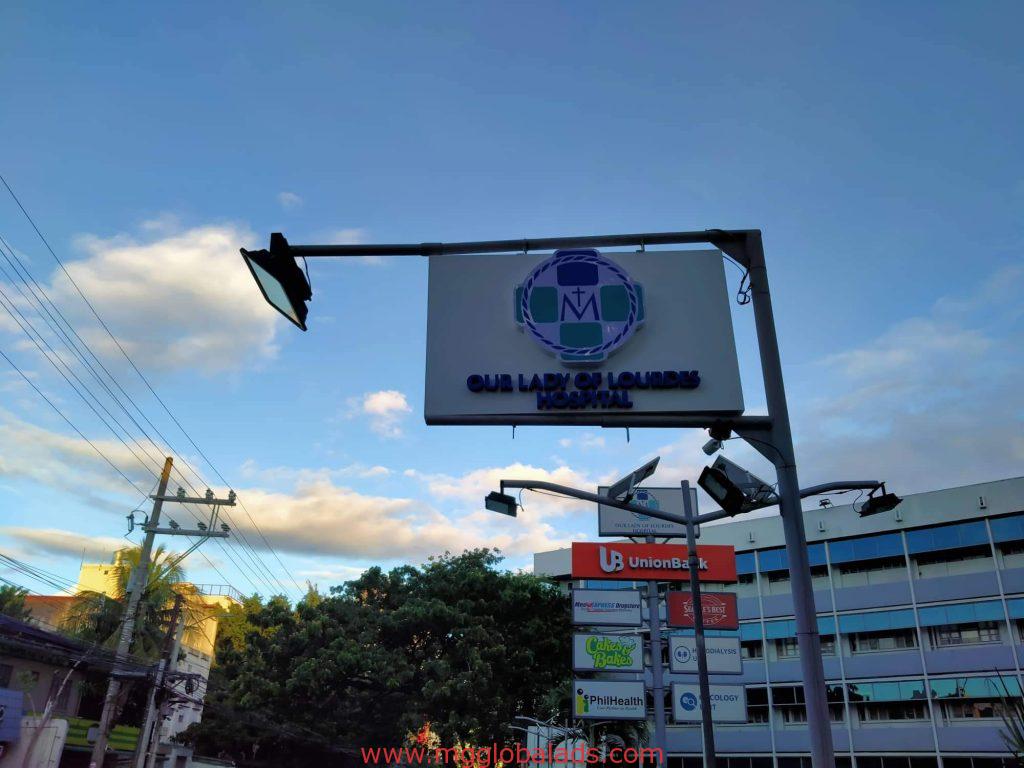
[598, 546, 624, 573]
[515, 249, 644, 363]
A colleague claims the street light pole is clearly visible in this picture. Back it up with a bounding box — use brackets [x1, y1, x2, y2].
[644, 535, 668, 768]
[682, 481, 716, 768]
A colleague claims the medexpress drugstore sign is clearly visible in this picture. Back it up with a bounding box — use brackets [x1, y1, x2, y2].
[573, 633, 644, 671]
[571, 542, 737, 582]
[572, 589, 643, 626]
[574, 680, 646, 720]
[424, 249, 744, 425]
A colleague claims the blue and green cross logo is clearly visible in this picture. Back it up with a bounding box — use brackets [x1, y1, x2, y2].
[514, 249, 644, 362]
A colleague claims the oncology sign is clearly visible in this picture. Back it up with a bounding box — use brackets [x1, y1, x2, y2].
[672, 683, 747, 723]
[668, 635, 742, 674]
[571, 542, 737, 583]
[667, 591, 739, 630]
[574, 680, 646, 721]
[424, 249, 744, 425]
[572, 589, 643, 626]
[573, 633, 643, 672]
[597, 486, 694, 537]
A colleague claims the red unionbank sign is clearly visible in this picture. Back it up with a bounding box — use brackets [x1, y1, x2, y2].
[571, 542, 736, 583]
[667, 591, 739, 629]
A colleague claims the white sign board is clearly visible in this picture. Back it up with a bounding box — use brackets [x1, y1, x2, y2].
[572, 589, 643, 627]
[668, 635, 743, 674]
[671, 683, 747, 723]
[425, 250, 744, 425]
[573, 633, 644, 672]
[597, 486, 695, 537]
[574, 680, 646, 720]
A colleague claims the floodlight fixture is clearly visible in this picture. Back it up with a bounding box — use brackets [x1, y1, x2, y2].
[712, 456, 778, 507]
[485, 491, 518, 517]
[858, 484, 903, 517]
[607, 456, 660, 503]
[241, 232, 312, 331]
[697, 465, 747, 516]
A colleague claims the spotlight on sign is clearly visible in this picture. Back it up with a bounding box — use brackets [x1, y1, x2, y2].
[697, 465, 747, 516]
[858, 485, 903, 517]
[240, 232, 312, 331]
[484, 491, 518, 517]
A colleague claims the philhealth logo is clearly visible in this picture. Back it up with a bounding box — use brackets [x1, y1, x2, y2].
[576, 688, 589, 714]
[680, 692, 699, 712]
[515, 249, 644, 363]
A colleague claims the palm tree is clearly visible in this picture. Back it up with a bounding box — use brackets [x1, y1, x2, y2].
[61, 545, 213, 661]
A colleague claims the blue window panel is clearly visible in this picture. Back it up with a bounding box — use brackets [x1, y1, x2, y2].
[763, 616, 835, 639]
[584, 579, 635, 590]
[917, 600, 1003, 627]
[755, 544, 826, 573]
[739, 622, 763, 641]
[847, 679, 926, 702]
[736, 552, 756, 575]
[906, 521, 988, 554]
[930, 676, 1021, 699]
[991, 513, 1024, 544]
[838, 608, 917, 634]
[828, 532, 904, 564]
[1008, 598, 1024, 619]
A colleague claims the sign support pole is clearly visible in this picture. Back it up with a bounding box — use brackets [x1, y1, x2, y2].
[645, 534, 668, 768]
[682, 480, 716, 768]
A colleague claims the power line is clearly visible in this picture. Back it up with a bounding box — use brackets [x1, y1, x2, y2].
[0, 202, 296, 597]
[0, 175, 301, 596]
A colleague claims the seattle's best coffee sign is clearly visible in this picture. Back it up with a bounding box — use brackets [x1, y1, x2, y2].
[425, 249, 743, 425]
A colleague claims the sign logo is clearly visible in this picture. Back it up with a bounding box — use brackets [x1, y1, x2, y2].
[667, 591, 739, 629]
[674, 645, 692, 664]
[576, 688, 589, 714]
[679, 692, 698, 712]
[631, 488, 658, 521]
[516, 249, 644, 363]
[598, 546, 625, 573]
[585, 636, 638, 669]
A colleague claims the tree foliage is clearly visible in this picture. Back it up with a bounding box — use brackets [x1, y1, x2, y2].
[0, 584, 32, 621]
[184, 549, 570, 765]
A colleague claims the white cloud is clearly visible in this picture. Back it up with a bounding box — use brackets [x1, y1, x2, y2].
[348, 389, 412, 438]
[21, 223, 281, 373]
[1, 526, 128, 561]
[558, 432, 607, 451]
[277, 191, 303, 210]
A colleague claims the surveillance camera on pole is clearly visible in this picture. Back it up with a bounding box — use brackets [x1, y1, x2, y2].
[606, 457, 660, 503]
[240, 233, 312, 331]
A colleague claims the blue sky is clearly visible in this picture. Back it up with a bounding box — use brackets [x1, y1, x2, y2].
[0, 1, 1021, 599]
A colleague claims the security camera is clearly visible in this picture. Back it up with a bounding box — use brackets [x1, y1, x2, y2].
[702, 438, 723, 456]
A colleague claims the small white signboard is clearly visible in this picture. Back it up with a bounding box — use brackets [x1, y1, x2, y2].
[668, 635, 743, 674]
[671, 683, 747, 723]
[573, 633, 644, 672]
[572, 589, 643, 626]
[597, 486, 695, 537]
[574, 680, 646, 720]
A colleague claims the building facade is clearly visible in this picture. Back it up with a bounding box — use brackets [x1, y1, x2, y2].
[534, 476, 1024, 768]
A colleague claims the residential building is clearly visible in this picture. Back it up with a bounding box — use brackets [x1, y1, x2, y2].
[534, 476, 1024, 768]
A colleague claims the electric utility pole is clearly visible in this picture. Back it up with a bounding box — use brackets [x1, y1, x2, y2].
[90, 458, 233, 768]
[134, 592, 183, 768]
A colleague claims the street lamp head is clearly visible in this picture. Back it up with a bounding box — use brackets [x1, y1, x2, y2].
[485, 491, 518, 517]
[241, 233, 312, 331]
[697, 464, 747, 516]
[858, 486, 903, 517]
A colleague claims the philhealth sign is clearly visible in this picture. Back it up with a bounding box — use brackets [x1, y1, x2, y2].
[573, 680, 646, 721]
[573, 633, 643, 672]
[424, 249, 744, 425]
[571, 542, 737, 583]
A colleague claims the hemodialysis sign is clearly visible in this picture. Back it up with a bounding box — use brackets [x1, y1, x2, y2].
[571, 542, 736, 583]
[424, 249, 744, 425]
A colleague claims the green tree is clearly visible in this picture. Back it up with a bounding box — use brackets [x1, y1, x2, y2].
[0, 583, 32, 621]
[184, 549, 571, 765]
